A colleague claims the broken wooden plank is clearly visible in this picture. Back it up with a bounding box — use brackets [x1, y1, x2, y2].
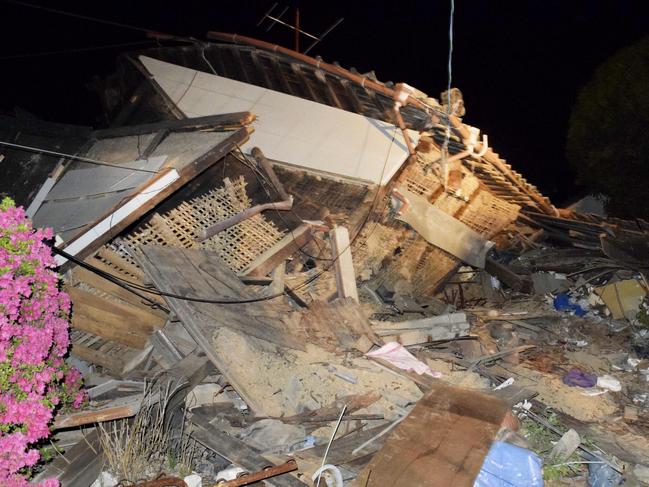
[135, 245, 302, 350]
[330, 225, 359, 302]
[485, 257, 533, 293]
[134, 246, 302, 412]
[240, 224, 314, 278]
[251, 147, 291, 201]
[53, 395, 141, 429]
[191, 409, 308, 487]
[356, 382, 509, 486]
[33, 428, 103, 485]
[92, 112, 255, 138]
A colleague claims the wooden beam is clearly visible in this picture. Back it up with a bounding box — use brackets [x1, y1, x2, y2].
[231, 47, 253, 84]
[71, 342, 124, 373]
[290, 63, 321, 104]
[313, 69, 345, 109]
[485, 256, 533, 293]
[92, 112, 255, 139]
[251, 147, 291, 200]
[340, 79, 366, 114]
[53, 398, 140, 429]
[330, 225, 359, 303]
[240, 224, 314, 278]
[250, 51, 276, 90]
[268, 56, 297, 95]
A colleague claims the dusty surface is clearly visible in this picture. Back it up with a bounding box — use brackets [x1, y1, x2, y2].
[564, 349, 611, 374]
[510, 364, 618, 422]
[212, 328, 422, 419]
[425, 359, 490, 390]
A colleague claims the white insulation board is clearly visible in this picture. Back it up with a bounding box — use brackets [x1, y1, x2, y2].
[139, 55, 419, 185]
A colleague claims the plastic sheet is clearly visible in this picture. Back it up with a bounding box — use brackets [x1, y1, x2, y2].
[474, 441, 544, 487]
[553, 293, 588, 316]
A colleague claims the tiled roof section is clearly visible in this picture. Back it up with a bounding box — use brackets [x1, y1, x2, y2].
[427, 123, 556, 214]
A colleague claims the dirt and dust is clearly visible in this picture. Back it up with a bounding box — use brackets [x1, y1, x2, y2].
[212, 328, 422, 419]
[510, 364, 618, 422]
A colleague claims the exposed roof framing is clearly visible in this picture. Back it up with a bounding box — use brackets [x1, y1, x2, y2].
[123, 41, 437, 131]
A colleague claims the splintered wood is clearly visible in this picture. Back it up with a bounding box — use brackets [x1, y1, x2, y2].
[126, 176, 285, 273]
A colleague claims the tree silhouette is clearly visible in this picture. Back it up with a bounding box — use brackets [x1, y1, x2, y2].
[567, 36, 649, 219]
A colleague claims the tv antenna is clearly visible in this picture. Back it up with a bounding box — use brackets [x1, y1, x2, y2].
[257, 3, 343, 54]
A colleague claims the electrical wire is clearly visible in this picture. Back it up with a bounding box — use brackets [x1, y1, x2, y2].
[0, 141, 161, 174]
[53, 129, 398, 305]
[0, 40, 156, 61]
[441, 0, 456, 178]
[2, 0, 167, 36]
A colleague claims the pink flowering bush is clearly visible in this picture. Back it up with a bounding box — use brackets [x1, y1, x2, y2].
[0, 198, 85, 486]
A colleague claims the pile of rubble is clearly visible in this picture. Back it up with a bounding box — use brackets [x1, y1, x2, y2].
[3, 33, 649, 487]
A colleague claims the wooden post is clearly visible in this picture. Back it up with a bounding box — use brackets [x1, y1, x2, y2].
[330, 225, 359, 303]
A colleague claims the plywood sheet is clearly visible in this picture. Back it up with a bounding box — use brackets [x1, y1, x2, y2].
[357, 382, 508, 487]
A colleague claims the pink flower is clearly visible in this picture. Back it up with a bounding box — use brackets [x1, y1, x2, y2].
[0, 198, 83, 484]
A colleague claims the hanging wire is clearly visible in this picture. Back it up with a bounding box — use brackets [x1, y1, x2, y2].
[0, 40, 156, 61]
[51, 127, 399, 305]
[0, 141, 161, 174]
[441, 0, 456, 187]
[2, 0, 166, 36]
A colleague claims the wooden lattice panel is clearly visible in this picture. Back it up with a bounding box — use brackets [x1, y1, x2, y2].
[458, 189, 520, 239]
[125, 177, 285, 273]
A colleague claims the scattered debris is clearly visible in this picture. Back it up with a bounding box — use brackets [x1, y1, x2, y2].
[4, 31, 649, 486]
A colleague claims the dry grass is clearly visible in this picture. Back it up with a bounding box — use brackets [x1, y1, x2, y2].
[98, 381, 195, 484]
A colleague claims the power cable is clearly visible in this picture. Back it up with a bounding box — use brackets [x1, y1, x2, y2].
[52, 128, 398, 305]
[0, 141, 161, 174]
[0, 40, 155, 61]
[441, 0, 455, 181]
[2, 0, 167, 36]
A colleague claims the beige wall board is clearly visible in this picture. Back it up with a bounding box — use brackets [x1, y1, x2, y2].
[394, 187, 495, 268]
[139, 56, 419, 186]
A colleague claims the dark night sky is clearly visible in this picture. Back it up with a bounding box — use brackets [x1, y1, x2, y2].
[2, 1, 649, 205]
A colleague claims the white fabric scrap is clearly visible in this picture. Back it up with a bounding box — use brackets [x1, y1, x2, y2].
[366, 342, 442, 377]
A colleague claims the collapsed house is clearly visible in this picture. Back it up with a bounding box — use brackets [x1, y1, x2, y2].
[2, 32, 649, 486]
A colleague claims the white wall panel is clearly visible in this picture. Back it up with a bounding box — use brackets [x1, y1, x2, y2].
[140, 56, 419, 185]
